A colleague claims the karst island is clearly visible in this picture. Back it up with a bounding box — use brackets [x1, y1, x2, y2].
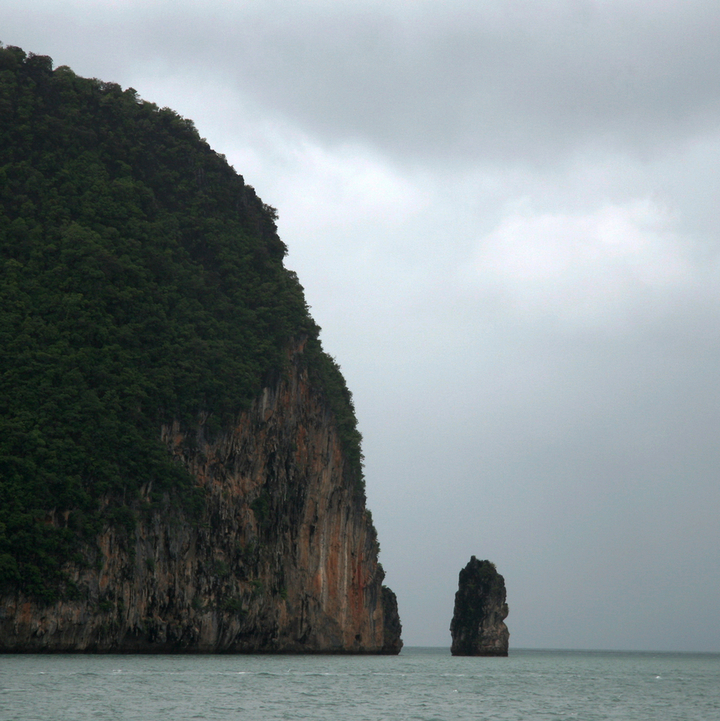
[0, 45, 402, 654]
[450, 556, 509, 656]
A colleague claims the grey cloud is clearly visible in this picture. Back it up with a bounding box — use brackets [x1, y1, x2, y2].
[8, 2, 720, 166]
[140, 0, 720, 165]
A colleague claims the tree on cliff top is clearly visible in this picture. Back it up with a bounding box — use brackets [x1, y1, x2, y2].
[0, 45, 364, 601]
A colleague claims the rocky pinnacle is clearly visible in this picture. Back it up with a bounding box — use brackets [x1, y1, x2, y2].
[450, 556, 509, 656]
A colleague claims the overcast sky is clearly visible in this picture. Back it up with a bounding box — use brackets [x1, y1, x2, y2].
[6, 0, 720, 652]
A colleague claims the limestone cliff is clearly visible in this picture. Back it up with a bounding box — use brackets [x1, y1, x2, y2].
[450, 556, 508, 656]
[380, 586, 403, 655]
[0, 341, 402, 653]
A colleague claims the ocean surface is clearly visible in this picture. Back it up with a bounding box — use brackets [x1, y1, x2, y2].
[1, 647, 718, 721]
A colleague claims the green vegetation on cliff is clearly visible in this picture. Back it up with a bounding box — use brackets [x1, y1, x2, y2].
[0, 45, 364, 601]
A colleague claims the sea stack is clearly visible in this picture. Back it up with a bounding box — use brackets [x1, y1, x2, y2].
[450, 556, 509, 656]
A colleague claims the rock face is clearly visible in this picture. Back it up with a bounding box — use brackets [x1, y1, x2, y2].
[450, 556, 509, 656]
[380, 586, 403, 655]
[0, 341, 402, 653]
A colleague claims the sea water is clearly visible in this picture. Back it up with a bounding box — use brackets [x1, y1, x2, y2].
[1, 647, 718, 721]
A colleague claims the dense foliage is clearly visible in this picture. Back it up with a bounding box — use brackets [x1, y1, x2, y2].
[0, 45, 363, 600]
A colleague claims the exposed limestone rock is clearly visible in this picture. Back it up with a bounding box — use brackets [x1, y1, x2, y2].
[450, 556, 509, 656]
[380, 586, 403, 654]
[0, 341, 401, 653]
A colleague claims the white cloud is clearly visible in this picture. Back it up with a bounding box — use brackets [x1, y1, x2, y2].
[463, 199, 694, 327]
